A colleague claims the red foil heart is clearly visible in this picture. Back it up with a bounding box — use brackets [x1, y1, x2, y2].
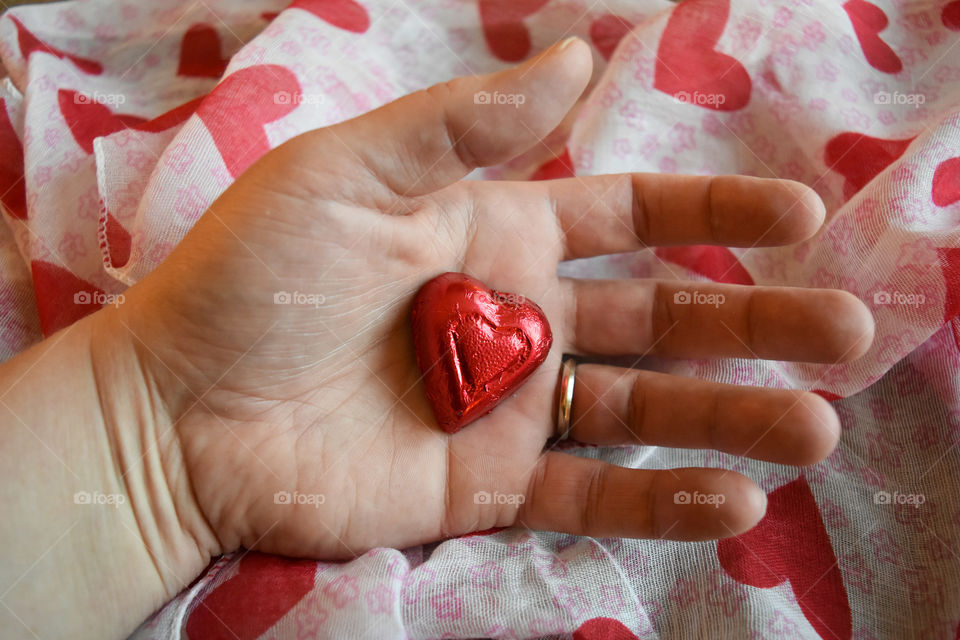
[411, 272, 553, 434]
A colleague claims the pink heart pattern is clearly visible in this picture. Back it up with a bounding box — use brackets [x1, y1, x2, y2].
[0, 98, 26, 220]
[933, 157, 960, 207]
[824, 132, 914, 200]
[718, 476, 852, 640]
[265, 0, 371, 32]
[185, 552, 317, 640]
[178, 24, 230, 79]
[843, 0, 902, 73]
[653, 0, 751, 111]
[479, 0, 551, 62]
[195, 64, 301, 178]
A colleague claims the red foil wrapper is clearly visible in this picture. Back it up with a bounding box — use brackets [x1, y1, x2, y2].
[411, 272, 553, 434]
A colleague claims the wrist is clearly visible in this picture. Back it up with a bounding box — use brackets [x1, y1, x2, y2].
[0, 303, 216, 639]
[88, 302, 222, 591]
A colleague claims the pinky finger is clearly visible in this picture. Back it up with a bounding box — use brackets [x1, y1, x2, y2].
[517, 453, 767, 541]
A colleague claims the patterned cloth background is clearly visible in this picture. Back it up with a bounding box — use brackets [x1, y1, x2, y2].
[0, 0, 959, 637]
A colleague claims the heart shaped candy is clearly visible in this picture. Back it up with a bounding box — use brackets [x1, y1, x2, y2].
[411, 272, 553, 434]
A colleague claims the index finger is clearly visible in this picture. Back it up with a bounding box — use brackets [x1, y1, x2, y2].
[541, 173, 826, 260]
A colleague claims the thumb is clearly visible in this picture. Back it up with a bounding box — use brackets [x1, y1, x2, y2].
[292, 37, 592, 199]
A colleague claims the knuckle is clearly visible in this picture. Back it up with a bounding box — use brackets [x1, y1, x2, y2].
[706, 175, 724, 241]
[651, 281, 677, 353]
[628, 371, 649, 443]
[422, 80, 477, 171]
[580, 464, 608, 534]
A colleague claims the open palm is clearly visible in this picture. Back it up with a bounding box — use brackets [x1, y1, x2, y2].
[114, 39, 873, 567]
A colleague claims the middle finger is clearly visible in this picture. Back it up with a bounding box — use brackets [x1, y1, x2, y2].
[561, 278, 874, 363]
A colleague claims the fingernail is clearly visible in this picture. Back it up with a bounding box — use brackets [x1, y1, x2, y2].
[557, 36, 579, 51]
[753, 485, 768, 513]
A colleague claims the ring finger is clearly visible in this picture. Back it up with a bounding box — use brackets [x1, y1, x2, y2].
[566, 363, 841, 466]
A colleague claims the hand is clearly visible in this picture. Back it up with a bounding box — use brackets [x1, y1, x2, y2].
[108, 38, 873, 578]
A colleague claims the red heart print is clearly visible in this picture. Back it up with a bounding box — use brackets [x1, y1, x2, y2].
[933, 157, 960, 207]
[411, 272, 553, 434]
[185, 552, 317, 640]
[58, 89, 147, 154]
[287, 0, 371, 33]
[573, 617, 640, 639]
[812, 389, 844, 402]
[0, 98, 26, 220]
[62, 94, 200, 154]
[196, 64, 301, 178]
[824, 132, 914, 200]
[656, 246, 754, 286]
[653, 0, 751, 111]
[952, 318, 960, 356]
[460, 526, 507, 537]
[178, 24, 230, 79]
[842, 0, 902, 73]
[944, 1, 960, 30]
[530, 148, 574, 180]
[479, 0, 551, 62]
[589, 14, 634, 61]
[133, 96, 204, 134]
[10, 16, 102, 75]
[30, 260, 107, 336]
[718, 475, 852, 640]
[939, 247, 960, 322]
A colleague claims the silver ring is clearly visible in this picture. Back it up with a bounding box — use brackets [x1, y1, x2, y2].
[555, 356, 576, 440]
